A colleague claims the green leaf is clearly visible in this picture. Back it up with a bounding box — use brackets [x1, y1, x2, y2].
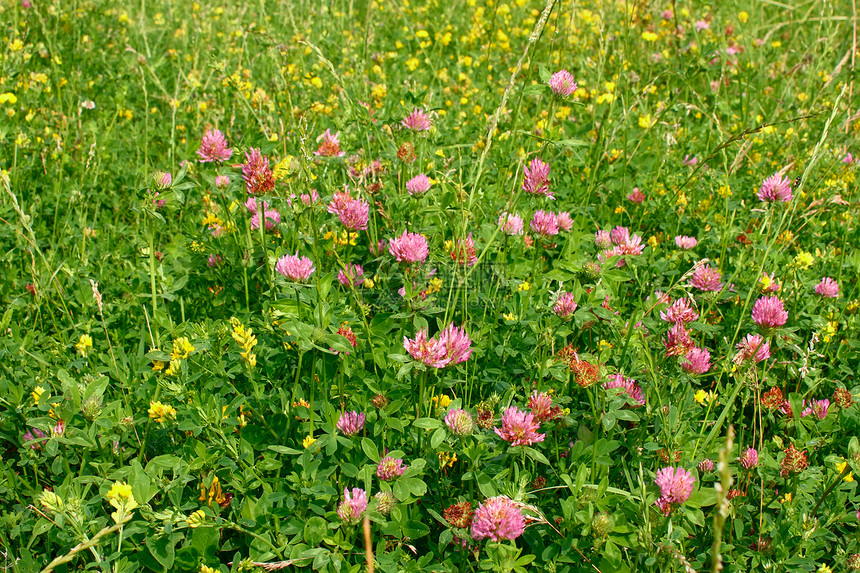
[402, 520, 430, 539]
[304, 516, 328, 546]
[476, 472, 497, 497]
[413, 418, 442, 429]
[145, 535, 177, 570]
[603, 540, 622, 567]
[613, 409, 639, 422]
[405, 478, 427, 497]
[430, 427, 446, 449]
[82, 376, 109, 403]
[439, 528, 453, 550]
[393, 479, 411, 502]
[32, 518, 53, 537]
[130, 459, 155, 505]
[602, 412, 617, 431]
[268, 445, 303, 455]
[523, 447, 550, 465]
[361, 438, 380, 463]
[687, 487, 717, 508]
[370, 313, 396, 335]
[537, 64, 551, 83]
[522, 84, 547, 96]
[556, 136, 589, 147]
[325, 334, 355, 355]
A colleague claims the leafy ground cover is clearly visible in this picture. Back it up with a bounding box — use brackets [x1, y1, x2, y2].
[2, 0, 860, 571]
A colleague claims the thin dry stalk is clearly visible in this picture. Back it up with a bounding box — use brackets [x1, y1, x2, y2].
[710, 426, 735, 573]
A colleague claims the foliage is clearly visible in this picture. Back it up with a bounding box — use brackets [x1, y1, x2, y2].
[1, 0, 859, 571]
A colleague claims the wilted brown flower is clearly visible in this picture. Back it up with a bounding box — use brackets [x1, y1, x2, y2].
[476, 408, 494, 429]
[761, 387, 786, 410]
[443, 501, 474, 528]
[397, 142, 417, 164]
[833, 387, 853, 408]
[780, 443, 808, 477]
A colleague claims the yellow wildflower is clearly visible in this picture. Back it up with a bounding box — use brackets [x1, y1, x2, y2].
[230, 318, 258, 368]
[641, 31, 658, 42]
[694, 390, 707, 405]
[106, 482, 133, 504]
[303, 435, 317, 448]
[32, 386, 45, 405]
[165, 359, 181, 376]
[792, 251, 814, 270]
[438, 451, 457, 469]
[518, 281, 530, 292]
[502, 313, 517, 321]
[272, 156, 293, 180]
[738, 11, 749, 23]
[105, 481, 138, 521]
[0, 93, 17, 105]
[638, 114, 656, 129]
[148, 401, 177, 423]
[820, 321, 837, 343]
[371, 84, 387, 100]
[76, 334, 93, 357]
[171, 337, 195, 360]
[187, 510, 206, 528]
[427, 277, 443, 294]
[201, 213, 223, 228]
[836, 460, 854, 482]
[199, 476, 227, 506]
[431, 394, 452, 411]
[596, 92, 615, 104]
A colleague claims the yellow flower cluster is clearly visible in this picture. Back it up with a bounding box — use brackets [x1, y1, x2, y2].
[161, 337, 196, 375]
[694, 390, 718, 405]
[199, 475, 227, 507]
[76, 334, 93, 357]
[230, 318, 258, 368]
[171, 337, 195, 360]
[148, 401, 177, 423]
[427, 277, 443, 294]
[324, 229, 359, 247]
[32, 386, 45, 405]
[105, 481, 138, 522]
[431, 394, 452, 413]
[201, 212, 223, 228]
[792, 251, 815, 269]
[438, 451, 457, 469]
[820, 321, 837, 343]
[303, 435, 317, 448]
[758, 274, 778, 292]
[187, 509, 206, 528]
[272, 156, 295, 181]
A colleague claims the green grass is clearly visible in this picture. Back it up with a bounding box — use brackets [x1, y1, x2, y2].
[1, 0, 860, 571]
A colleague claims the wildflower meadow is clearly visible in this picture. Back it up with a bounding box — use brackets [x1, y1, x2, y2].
[2, 0, 860, 571]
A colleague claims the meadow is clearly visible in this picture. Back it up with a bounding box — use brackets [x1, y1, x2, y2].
[1, 0, 860, 571]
